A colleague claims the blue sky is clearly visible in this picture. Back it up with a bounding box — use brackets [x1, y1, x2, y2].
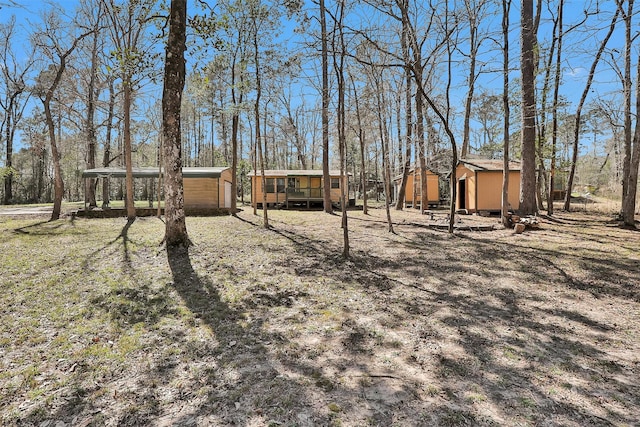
[0, 0, 632, 156]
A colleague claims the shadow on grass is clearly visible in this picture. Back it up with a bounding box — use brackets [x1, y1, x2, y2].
[162, 244, 320, 425]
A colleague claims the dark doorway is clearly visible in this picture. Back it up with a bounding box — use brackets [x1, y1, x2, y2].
[458, 179, 466, 210]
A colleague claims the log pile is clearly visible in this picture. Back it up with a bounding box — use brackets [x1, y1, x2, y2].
[508, 214, 540, 233]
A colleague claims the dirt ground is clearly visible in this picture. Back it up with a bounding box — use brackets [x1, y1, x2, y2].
[0, 203, 639, 426]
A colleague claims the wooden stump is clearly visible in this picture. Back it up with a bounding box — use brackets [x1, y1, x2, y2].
[514, 223, 526, 234]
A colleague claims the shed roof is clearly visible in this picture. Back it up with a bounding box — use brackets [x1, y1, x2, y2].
[458, 159, 521, 172]
[393, 165, 439, 182]
[82, 166, 230, 179]
[248, 169, 348, 177]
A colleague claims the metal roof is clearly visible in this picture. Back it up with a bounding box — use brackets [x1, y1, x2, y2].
[458, 159, 521, 171]
[82, 167, 230, 179]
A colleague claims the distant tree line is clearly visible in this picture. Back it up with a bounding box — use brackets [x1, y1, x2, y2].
[0, 0, 638, 226]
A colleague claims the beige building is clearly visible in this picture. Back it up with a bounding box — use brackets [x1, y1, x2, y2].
[456, 159, 521, 213]
[248, 170, 351, 209]
[82, 166, 233, 215]
[394, 166, 440, 208]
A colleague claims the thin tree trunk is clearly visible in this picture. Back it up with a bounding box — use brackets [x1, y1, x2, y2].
[548, 0, 563, 216]
[351, 76, 368, 215]
[3, 101, 14, 204]
[374, 69, 394, 233]
[622, 48, 640, 227]
[44, 101, 64, 220]
[501, 0, 511, 227]
[320, 0, 332, 213]
[102, 76, 115, 208]
[123, 81, 136, 220]
[395, 14, 412, 211]
[85, 17, 101, 209]
[253, 24, 268, 229]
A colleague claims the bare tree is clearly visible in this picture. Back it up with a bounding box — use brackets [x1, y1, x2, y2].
[563, 7, 619, 211]
[460, 0, 490, 159]
[102, 0, 160, 220]
[394, 1, 412, 212]
[78, 0, 106, 209]
[617, 0, 639, 227]
[32, 10, 92, 220]
[0, 18, 34, 205]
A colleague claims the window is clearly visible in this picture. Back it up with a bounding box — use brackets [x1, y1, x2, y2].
[277, 178, 286, 193]
[264, 178, 275, 193]
[331, 178, 340, 189]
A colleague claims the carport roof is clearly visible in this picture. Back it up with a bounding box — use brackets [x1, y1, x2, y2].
[82, 167, 230, 179]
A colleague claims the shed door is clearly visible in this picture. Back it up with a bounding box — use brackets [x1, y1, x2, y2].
[458, 178, 466, 210]
[224, 181, 232, 208]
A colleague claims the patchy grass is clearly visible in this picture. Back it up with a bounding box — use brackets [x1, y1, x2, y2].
[0, 205, 639, 426]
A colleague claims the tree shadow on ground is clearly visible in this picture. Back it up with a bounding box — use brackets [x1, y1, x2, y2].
[23, 223, 324, 425]
[162, 244, 322, 425]
[256, 211, 639, 425]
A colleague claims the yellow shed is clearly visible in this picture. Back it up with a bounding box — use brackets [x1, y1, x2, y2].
[456, 159, 521, 213]
[394, 166, 440, 208]
[248, 169, 351, 209]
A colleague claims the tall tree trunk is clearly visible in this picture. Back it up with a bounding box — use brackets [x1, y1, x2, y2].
[351, 76, 368, 215]
[622, 48, 640, 227]
[39, 33, 89, 220]
[620, 1, 633, 208]
[3, 104, 14, 205]
[332, 0, 349, 258]
[373, 69, 394, 233]
[253, 22, 268, 229]
[162, 0, 189, 247]
[619, 0, 638, 226]
[519, 0, 538, 215]
[84, 7, 102, 209]
[548, 0, 563, 216]
[44, 101, 64, 220]
[501, 0, 511, 227]
[535, 10, 558, 213]
[102, 76, 116, 208]
[395, 11, 412, 211]
[461, 0, 481, 159]
[415, 63, 427, 215]
[320, 0, 332, 213]
[123, 81, 136, 220]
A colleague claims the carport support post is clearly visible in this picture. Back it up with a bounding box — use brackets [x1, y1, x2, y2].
[83, 176, 87, 212]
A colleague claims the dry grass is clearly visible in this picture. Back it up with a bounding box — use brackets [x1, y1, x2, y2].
[0, 203, 639, 426]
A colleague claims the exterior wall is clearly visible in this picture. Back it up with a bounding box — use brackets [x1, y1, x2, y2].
[251, 174, 347, 208]
[251, 176, 287, 206]
[218, 168, 233, 208]
[456, 164, 476, 211]
[398, 169, 440, 207]
[476, 171, 520, 211]
[184, 177, 219, 209]
[456, 164, 520, 212]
